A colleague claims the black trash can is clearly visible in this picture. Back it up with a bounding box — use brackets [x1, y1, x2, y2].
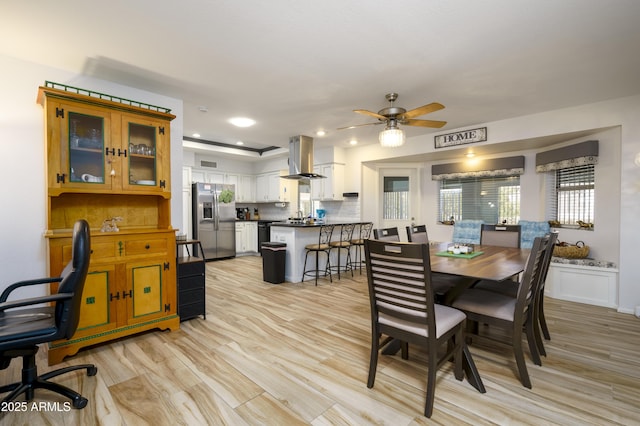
[261, 242, 286, 284]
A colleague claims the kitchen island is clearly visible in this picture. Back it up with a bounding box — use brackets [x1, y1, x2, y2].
[270, 222, 361, 283]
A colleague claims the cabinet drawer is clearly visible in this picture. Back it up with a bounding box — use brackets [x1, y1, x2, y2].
[179, 287, 205, 304]
[62, 241, 116, 265]
[178, 260, 205, 277]
[179, 275, 205, 291]
[125, 238, 168, 256]
[179, 302, 205, 321]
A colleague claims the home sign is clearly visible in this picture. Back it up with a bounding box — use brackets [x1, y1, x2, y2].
[435, 127, 487, 149]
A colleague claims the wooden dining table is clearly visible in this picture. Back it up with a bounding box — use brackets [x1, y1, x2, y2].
[381, 242, 531, 394]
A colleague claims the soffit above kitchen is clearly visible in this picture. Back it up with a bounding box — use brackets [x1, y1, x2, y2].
[3, 1, 640, 157]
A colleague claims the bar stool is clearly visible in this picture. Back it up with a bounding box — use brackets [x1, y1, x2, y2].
[301, 224, 334, 285]
[329, 223, 355, 280]
[349, 222, 373, 275]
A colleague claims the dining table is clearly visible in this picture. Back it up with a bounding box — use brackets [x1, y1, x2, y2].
[381, 242, 531, 394]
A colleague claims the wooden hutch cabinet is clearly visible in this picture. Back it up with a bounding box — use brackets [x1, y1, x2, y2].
[38, 83, 179, 365]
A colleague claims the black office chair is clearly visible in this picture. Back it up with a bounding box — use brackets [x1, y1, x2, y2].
[0, 219, 97, 408]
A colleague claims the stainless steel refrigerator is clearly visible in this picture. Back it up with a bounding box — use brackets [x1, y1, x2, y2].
[192, 182, 236, 260]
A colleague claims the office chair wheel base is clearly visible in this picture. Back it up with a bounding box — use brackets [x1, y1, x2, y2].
[72, 396, 88, 409]
[88, 366, 98, 376]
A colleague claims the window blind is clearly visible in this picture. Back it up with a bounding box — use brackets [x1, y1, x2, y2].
[438, 176, 520, 224]
[546, 164, 594, 226]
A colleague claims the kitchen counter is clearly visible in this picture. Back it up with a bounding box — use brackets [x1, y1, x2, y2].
[270, 222, 361, 283]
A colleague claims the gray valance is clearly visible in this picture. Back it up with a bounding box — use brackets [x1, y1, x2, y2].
[431, 155, 524, 180]
[535, 140, 598, 172]
[431, 156, 524, 180]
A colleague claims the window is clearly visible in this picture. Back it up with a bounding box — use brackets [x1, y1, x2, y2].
[547, 164, 594, 227]
[438, 176, 520, 224]
[383, 176, 409, 220]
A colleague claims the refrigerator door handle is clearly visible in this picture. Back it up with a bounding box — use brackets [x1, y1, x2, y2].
[214, 193, 219, 231]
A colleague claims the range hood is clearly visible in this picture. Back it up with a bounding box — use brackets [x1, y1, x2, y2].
[281, 135, 325, 179]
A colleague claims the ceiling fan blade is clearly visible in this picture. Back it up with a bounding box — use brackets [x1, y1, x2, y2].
[354, 109, 387, 121]
[403, 118, 447, 128]
[337, 122, 382, 131]
[401, 102, 445, 119]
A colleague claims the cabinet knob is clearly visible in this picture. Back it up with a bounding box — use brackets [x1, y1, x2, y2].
[145, 244, 150, 249]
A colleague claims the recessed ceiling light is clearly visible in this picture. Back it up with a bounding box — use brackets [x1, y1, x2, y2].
[228, 117, 256, 128]
[316, 130, 326, 137]
[349, 139, 358, 145]
[192, 133, 201, 138]
[236, 141, 244, 146]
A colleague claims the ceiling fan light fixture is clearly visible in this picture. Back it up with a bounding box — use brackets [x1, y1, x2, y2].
[379, 126, 405, 147]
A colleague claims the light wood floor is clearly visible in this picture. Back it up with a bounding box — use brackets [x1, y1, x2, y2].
[2, 256, 639, 425]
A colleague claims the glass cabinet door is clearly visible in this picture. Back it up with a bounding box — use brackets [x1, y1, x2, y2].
[127, 122, 157, 187]
[67, 111, 107, 186]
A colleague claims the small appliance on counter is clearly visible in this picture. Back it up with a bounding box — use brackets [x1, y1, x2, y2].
[316, 209, 326, 224]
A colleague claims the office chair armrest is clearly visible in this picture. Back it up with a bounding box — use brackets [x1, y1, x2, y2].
[0, 277, 62, 302]
[0, 292, 72, 313]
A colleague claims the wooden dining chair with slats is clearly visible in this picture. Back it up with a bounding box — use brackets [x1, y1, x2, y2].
[406, 224, 470, 303]
[364, 239, 470, 418]
[372, 227, 400, 241]
[449, 235, 552, 388]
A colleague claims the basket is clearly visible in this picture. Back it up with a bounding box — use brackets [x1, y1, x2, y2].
[553, 241, 589, 258]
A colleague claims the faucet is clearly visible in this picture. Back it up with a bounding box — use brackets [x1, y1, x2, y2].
[296, 210, 303, 219]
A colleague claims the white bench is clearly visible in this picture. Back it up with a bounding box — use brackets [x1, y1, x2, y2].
[545, 257, 618, 308]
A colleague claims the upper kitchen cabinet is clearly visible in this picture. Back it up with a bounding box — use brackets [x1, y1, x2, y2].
[38, 85, 174, 197]
[311, 163, 344, 201]
[255, 170, 293, 202]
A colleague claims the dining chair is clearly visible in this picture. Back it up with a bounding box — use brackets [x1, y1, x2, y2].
[0, 219, 97, 408]
[472, 232, 558, 361]
[452, 220, 484, 244]
[364, 239, 467, 418]
[329, 223, 355, 280]
[480, 224, 521, 248]
[372, 227, 400, 241]
[449, 235, 552, 388]
[349, 222, 373, 275]
[407, 224, 470, 303]
[405, 224, 429, 243]
[301, 224, 335, 285]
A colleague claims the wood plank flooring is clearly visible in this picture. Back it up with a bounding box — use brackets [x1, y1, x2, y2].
[2, 255, 639, 425]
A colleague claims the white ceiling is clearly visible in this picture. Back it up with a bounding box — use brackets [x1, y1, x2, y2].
[3, 0, 640, 158]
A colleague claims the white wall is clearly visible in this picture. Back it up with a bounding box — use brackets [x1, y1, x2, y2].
[0, 54, 183, 296]
[350, 95, 640, 314]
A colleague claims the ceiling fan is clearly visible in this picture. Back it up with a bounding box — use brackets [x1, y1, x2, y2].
[339, 93, 447, 147]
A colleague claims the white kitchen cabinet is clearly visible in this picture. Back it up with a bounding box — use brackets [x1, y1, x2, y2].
[311, 163, 344, 201]
[229, 174, 255, 202]
[256, 171, 293, 202]
[235, 221, 258, 254]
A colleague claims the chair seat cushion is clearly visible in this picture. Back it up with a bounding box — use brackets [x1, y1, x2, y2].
[0, 307, 56, 345]
[330, 241, 351, 247]
[305, 243, 330, 250]
[379, 304, 466, 338]
[473, 280, 518, 298]
[452, 289, 516, 322]
[350, 239, 364, 245]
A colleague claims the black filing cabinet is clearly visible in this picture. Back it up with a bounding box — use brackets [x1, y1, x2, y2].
[176, 240, 206, 321]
